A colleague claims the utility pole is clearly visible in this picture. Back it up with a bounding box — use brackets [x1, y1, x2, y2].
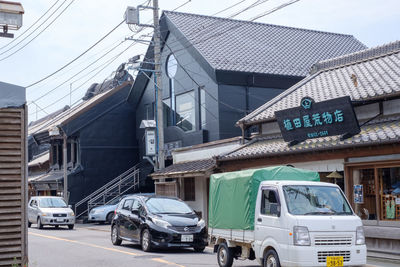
[152, 0, 165, 170]
[63, 134, 68, 202]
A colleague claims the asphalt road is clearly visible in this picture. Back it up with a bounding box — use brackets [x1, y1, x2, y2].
[28, 224, 257, 267]
[28, 224, 398, 267]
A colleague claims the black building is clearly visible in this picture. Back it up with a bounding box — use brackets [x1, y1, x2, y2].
[128, 11, 366, 164]
[28, 82, 138, 215]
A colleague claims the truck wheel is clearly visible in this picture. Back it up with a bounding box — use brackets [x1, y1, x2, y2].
[217, 243, 233, 267]
[264, 249, 281, 267]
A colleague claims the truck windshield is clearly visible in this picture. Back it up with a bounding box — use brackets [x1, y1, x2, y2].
[39, 198, 68, 208]
[282, 185, 353, 215]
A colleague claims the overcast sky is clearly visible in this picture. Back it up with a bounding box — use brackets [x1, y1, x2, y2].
[0, 0, 399, 122]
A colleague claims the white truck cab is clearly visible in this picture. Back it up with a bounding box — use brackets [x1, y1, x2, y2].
[210, 180, 367, 267]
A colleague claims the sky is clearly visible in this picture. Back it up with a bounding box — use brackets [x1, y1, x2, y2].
[0, 0, 399, 123]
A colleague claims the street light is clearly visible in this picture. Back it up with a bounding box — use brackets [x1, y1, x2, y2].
[0, 1, 24, 38]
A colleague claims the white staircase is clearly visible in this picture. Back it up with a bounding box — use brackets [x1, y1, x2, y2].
[74, 164, 140, 219]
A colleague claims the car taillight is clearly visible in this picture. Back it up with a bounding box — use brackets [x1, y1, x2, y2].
[114, 209, 117, 215]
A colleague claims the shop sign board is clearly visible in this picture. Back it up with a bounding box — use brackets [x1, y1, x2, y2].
[145, 129, 156, 156]
[354, 184, 364, 204]
[275, 96, 360, 144]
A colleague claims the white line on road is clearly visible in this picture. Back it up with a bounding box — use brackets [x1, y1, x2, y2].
[29, 231, 185, 267]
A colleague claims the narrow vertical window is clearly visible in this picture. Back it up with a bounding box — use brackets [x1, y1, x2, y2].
[200, 88, 206, 129]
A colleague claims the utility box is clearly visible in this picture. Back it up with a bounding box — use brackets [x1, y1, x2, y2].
[0, 81, 28, 266]
[125, 6, 139, 25]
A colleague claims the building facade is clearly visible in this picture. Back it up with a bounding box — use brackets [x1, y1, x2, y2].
[217, 41, 400, 259]
[128, 11, 366, 172]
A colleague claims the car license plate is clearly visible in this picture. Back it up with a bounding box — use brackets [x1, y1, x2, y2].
[181, 235, 193, 242]
[56, 218, 64, 222]
[326, 256, 343, 267]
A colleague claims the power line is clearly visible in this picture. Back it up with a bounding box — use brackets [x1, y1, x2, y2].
[0, 0, 61, 51]
[39, 41, 138, 111]
[211, 0, 247, 16]
[172, 0, 192, 11]
[0, 0, 72, 59]
[250, 0, 300, 21]
[228, 0, 270, 18]
[30, 40, 127, 103]
[25, 19, 125, 88]
[26, 35, 128, 95]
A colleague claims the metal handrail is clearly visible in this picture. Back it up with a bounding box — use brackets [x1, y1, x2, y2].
[74, 163, 140, 215]
[86, 173, 140, 214]
[75, 169, 140, 219]
[87, 169, 138, 205]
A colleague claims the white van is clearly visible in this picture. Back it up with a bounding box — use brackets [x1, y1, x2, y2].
[209, 180, 366, 267]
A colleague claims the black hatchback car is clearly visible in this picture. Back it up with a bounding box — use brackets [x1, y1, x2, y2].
[111, 195, 208, 252]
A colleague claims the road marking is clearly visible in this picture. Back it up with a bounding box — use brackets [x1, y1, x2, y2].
[29, 232, 185, 267]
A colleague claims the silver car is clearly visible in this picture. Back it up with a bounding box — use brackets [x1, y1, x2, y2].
[88, 198, 120, 224]
[28, 196, 75, 229]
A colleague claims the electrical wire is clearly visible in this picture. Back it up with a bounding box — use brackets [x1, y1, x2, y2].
[211, 0, 247, 16]
[228, 0, 269, 18]
[250, 0, 300, 21]
[27, 35, 129, 95]
[39, 41, 138, 111]
[25, 19, 125, 88]
[0, 0, 61, 51]
[172, 0, 192, 11]
[30, 40, 127, 103]
[0, 0, 72, 59]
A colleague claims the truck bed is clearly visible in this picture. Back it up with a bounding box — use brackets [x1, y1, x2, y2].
[209, 228, 255, 244]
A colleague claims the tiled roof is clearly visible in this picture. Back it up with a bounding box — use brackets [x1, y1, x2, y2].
[164, 11, 366, 77]
[239, 41, 400, 125]
[28, 82, 131, 136]
[28, 151, 49, 167]
[151, 159, 215, 177]
[219, 117, 400, 161]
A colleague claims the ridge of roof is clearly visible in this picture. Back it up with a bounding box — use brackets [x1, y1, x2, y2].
[311, 40, 400, 73]
[238, 40, 400, 126]
[163, 10, 357, 38]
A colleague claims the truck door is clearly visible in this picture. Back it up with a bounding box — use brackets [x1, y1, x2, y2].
[255, 187, 287, 256]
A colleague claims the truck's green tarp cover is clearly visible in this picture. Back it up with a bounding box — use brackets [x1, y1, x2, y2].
[208, 166, 319, 230]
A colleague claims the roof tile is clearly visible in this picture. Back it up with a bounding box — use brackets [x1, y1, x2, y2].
[164, 11, 366, 77]
[239, 41, 400, 125]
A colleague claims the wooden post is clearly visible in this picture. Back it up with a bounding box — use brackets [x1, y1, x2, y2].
[374, 167, 380, 221]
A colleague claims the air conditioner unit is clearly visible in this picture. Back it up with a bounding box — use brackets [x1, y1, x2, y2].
[125, 6, 139, 25]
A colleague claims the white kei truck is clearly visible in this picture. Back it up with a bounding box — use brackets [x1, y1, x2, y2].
[208, 166, 366, 267]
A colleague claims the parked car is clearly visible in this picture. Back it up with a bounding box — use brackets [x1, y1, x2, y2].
[89, 197, 121, 224]
[111, 195, 208, 252]
[28, 196, 75, 230]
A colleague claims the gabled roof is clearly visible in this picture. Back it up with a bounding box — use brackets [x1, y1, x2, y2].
[29, 82, 132, 137]
[239, 41, 400, 126]
[163, 11, 366, 77]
